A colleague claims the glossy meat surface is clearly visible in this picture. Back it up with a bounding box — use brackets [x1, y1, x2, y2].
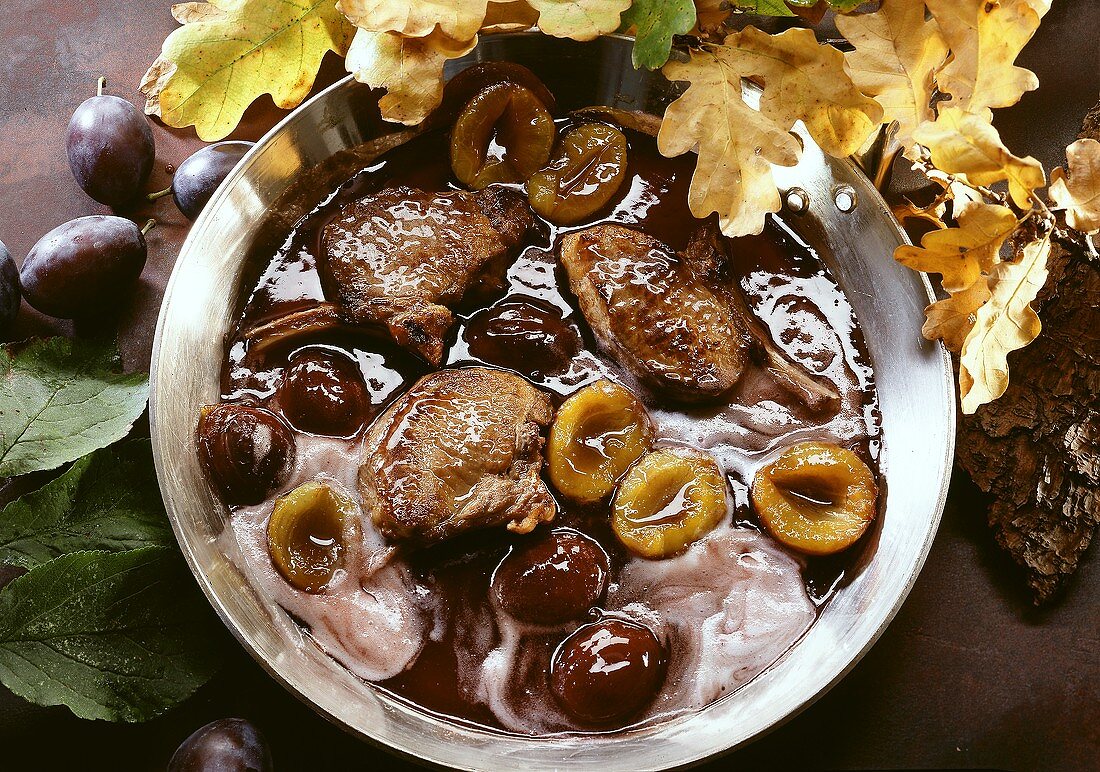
[559, 224, 751, 401]
[320, 186, 533, 365]
[358, 367, 555, 543]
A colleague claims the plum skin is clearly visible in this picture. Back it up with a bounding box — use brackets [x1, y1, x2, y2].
[19, 216, 147, 320]
[196, 404, 296, 506]
[0, 240, 19, 330]
[174, 141, 254, 220]
[492, 528, 610, 625]
[550, 617, 666, 725]
[277, 349, 368, 437]
[66, 94, 154, 208]
[168, 718, 273, 772]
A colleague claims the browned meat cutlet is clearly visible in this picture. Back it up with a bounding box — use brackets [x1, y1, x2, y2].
[318, 185, 533, 365]
[560, 223, 840, 411]
[359, 367, 556, 544]
[559, 223, 750, 401]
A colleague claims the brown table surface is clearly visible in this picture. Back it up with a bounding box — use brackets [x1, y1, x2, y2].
[1, 2, 1097, 770]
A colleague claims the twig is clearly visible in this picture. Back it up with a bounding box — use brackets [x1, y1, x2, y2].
[909, 145, 1012, 207]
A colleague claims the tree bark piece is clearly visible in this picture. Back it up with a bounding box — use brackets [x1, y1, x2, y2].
[954, 107, 1100, 603]
[955, 234, 1098, 602]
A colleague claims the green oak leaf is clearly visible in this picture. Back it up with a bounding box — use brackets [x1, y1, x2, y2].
[0, 547, 223, 722]
[0, 338, 148, 477]
[828, 0, 865, 10]
[735, 1, 796, 17]
[0, 440, 173, 570]
[623, 0, 697, 70]
[785, 0, 865, 10]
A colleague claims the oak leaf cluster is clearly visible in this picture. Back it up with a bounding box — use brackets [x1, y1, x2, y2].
[138, 0, 1097, 413]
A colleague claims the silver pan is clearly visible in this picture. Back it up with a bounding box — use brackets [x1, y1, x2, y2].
[150, 32, 955, 771]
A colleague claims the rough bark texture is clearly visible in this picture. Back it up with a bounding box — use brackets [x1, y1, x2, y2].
[954, 111, 1100, 603]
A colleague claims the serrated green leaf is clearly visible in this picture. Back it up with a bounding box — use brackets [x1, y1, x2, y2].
[0, 547, 223, 722]
[0, 338, 148, 477]
[827, 0, 864, 11]
[784, 0, 862, 10]
[622, 0, 697, 69]
[734, 0, 796, 17]
[0, 440, 172, 570]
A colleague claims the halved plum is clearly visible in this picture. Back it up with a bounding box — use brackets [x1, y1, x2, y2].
[611, 448, 728, 559]
[450, 82, 555, 189]
[547, 380, 653, 503]
[751, 441, 877, 556]
[267, 481, 356, 593]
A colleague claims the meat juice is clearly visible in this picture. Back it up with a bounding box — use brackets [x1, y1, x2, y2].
[215, 123, 883, 733]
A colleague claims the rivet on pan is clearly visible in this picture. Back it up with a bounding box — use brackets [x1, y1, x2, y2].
[833, 185, 857, 213]
[784, 188, 809, 214]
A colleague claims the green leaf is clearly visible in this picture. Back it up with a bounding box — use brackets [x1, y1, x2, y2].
[623, 0, 697, 70]
[0, 547, 223, 722]
[0, 338, 148, 477]
[734, 0, 796, 17]
[0, 440, 173, 570]
[785, 0, 865, 10]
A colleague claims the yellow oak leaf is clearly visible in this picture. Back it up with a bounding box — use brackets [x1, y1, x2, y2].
[1049, 138, 1100, 234]
[481, 1, 540, 33]
[694, 0, 732, 35]
[336, 0, 488, 41]
[140, 0, 355, 141]
[526, 0, 632, 41]
[894, 201, 1017, 292]
[836, 0, 949, 150]
[913, 107, 1045, 208]
[345, 28, 476, 125]
[958, 233, 1050, 414]
[171, 2, 226, 23]
[659, 47, 801, 237]
[892, 198, 948, 231]
[925, 0, 1050, 114]
[720, 27, 884, 158]
[922, 278, 992, 354]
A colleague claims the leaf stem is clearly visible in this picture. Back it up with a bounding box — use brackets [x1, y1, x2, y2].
[912, 145, 1010, 207]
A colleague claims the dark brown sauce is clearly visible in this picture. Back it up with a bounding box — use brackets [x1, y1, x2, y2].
[220, 120, 882, 729]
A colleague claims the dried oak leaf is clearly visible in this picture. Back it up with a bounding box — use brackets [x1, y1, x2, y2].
[696, 0, 734, 34]
[659, 28, 880, 236]
[346, 28, 476, 125]
[837, 0, 949, 151]
[1049, 138, 1100, 234]
[481, 1, 540, 33]
[658, 47, 801, 237]
[959, 233, 1051, 414]
[730, 27, 883, 157]
[895, 200, 1017, 293]
[170, 1, 225, 22]
[621, 0, 697, 70]
[914, 107, 1045, 209]
[925, 0, 1050, 115]
[140, 0, 355, 141]
[336, 0, 488, 40]
[526, 0, 632, 41]
[923, 279, 991, 354]
[892, 198, 948, 231]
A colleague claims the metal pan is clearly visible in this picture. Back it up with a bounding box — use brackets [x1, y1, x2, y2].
[150, 32, 954, 771]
